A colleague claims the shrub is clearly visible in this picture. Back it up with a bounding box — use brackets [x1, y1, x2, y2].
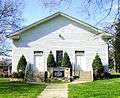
[44, 71, 48, 82]
[4, 74, 8, 78]
[62, 52, 72, 76]
[61, 52, 71, 68]
[103, 72, 111, 79]
[12, 72, 18, 78]
[18, 71, 24, 79]
[25, 63, 34, 82]
[2, 73, 6, 78]
[0, 74, 3, 78]
[17, 55, 27, 75]
[8, 74, 12, 78]
[47, 51, 56, 67]
[92, 54, 104, 80]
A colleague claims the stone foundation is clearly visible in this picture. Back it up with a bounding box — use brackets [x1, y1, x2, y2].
[32, 68, 93, 82]
[79, 70, 93, 81]
[33, 72, 45, 82]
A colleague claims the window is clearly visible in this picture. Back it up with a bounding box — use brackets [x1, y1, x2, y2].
[56, 51, 63, 66]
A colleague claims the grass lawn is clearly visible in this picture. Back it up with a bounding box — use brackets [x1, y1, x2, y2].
[0, 78, 46, 98]
[69, 78, 120, 98]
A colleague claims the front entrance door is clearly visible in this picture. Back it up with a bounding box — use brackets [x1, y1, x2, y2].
[75, 51, 84, 76]
[56, 51, 63, 66]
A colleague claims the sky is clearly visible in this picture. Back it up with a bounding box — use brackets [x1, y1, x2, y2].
[22, 0, 117, 29]
[2, 0, 118, 57]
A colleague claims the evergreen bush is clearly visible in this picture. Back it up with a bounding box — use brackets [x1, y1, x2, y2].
[92, 54, 104, 79]
[61, 52, 71, 68]
[25, 63, 34, 82]
[47, 51, 56, 67]
[17, 55, 27, 78]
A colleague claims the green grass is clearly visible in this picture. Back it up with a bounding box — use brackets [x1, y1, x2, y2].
[46, 79, 69, 83]
[0, 78, 46, 98]
[69, 78, 120, 98]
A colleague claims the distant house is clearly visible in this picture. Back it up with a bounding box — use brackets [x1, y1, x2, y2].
[0, 58, 12, 75]
[8, 12, 111, 81]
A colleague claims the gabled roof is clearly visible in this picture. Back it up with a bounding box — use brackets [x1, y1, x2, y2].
[8, 11, 112, 38]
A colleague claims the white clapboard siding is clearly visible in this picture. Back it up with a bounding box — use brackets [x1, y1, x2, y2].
[12, 15, 108, 73]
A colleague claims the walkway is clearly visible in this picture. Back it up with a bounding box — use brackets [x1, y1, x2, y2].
[37, 83, 68, 98]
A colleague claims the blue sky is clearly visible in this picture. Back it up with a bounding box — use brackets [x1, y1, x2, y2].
[22, 0, 117, 29]
[3, 0, 117, 56]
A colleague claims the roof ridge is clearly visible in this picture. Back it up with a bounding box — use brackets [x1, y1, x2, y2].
[8, 11, 112, 38]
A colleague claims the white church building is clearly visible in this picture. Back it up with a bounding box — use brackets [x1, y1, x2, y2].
[8, 12, 111, 81]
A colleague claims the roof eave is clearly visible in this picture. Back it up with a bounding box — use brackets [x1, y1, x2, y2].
[7, 11, 113, 38]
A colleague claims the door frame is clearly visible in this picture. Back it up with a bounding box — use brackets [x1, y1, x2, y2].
[74, 51, 85, 77]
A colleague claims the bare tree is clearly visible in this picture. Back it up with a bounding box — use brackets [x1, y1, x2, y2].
[39, 0, 120, 24]
[0, 0, 24, 56]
